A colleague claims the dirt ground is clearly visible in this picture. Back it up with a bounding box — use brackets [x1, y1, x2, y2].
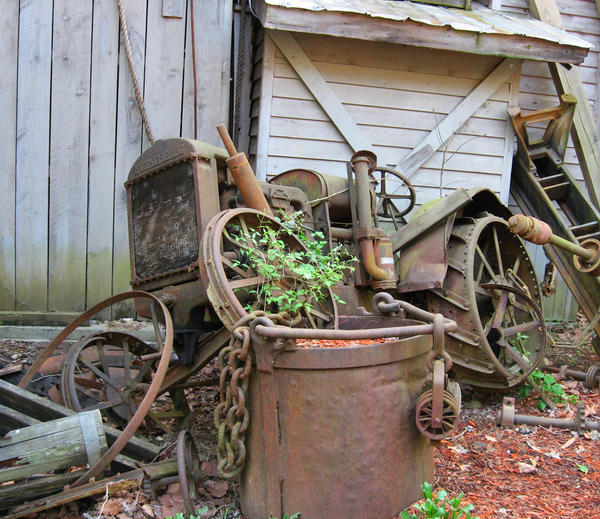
[1, 317, 599, 519]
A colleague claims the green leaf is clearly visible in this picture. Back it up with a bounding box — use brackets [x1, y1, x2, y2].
[577, 463, 589, 474]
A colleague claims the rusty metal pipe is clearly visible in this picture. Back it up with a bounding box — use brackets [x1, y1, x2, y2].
[217, 124, 273, 216]
[498, 397, 600, 432]
[546, 363, 600, 388]
[351, 152, 390, 281]
[330, 226, 354, 240]
[254, 321, 457, 341]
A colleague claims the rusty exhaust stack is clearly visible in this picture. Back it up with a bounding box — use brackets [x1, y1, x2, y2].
[217, 124, 273, 216]
[351, 152, 394, 285]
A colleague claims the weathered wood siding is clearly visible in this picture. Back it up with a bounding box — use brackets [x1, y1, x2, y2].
[251, 33, 518, 208]
[0, 0, 231, 317]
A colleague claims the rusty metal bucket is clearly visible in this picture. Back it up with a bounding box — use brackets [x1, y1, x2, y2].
[240, 317, 433, 519]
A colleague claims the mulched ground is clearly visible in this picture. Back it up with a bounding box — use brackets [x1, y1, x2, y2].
[1, 319, 599, 519]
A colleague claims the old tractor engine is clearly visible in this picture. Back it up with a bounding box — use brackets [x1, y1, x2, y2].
[125, 132, 545, 391]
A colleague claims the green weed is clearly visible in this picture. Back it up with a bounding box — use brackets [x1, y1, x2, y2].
[401, 482, 479, 519]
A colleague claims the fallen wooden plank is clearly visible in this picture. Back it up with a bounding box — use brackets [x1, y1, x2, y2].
[0, 411, 106, 484]
[0, 379, 160, 462]
[0, 402, 39, 435]
[4, 460, 178, 519]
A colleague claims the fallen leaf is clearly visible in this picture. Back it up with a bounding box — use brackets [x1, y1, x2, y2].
[544, 450, 561, 459]
[447, 444, 469, 454]
[201, 459, 220, 478]
[526, 440, 541, 452]
[517, 458, 537, 474]
[484, 435, 497, 443]
[561, 437, 577, 450]
[141, 503, 155, 517]
[204, 479, 229, 497]
[158, 492, 184, 518]
[102, 498, 123, 516]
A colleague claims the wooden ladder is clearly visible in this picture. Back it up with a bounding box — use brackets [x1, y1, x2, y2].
[509, 96, 600, 350]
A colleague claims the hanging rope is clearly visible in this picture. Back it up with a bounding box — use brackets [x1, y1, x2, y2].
[116, 0, 155, 144]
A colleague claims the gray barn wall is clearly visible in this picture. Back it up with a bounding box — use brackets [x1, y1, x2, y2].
[0, 0, 231, 319]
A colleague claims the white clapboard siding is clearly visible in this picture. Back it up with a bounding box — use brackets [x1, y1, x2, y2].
[15, 1, 53, 311]
[255, 33, 514, 208]
[48, 0, 93, 312]
[0, 1, 18, 311]
[1, 0, 231, 318]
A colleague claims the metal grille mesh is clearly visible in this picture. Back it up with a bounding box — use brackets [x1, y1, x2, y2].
[130, 161, 198, 279]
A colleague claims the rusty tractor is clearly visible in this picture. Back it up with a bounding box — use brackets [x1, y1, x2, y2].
[16, 125, 547, 517]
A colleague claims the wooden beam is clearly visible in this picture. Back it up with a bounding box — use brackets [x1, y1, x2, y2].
[268, 30, 372, 152]
[528, 0, 600, 210]
[396, 58, 522, 176]
[257, 3, 589, 65]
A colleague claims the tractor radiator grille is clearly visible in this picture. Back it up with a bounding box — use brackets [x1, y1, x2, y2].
[130, 161, 198, 280]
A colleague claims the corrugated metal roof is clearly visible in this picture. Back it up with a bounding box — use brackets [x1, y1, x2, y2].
[258, 0, 592, 61]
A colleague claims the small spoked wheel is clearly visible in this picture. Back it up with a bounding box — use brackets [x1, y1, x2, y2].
[415, 388, 460, 441]
[178, 430, 202, 516]
[61, 331, 158, 423]
[372, 166, 416, 228]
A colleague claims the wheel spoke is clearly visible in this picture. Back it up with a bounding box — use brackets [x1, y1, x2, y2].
[134, 359, 155, 383]
[78, 357, 122, 391]
[503, 319, 542, 337]
[492, 226, 504, 278]
[228, 275, 265, 289]
[221, 254, 253, 278]
[497, 339, 530, 370]
[476, 245, 496, 280]
[95, 339, 109, 376]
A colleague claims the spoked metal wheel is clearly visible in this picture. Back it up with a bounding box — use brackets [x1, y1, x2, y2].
[201, 208, 337, 330]
[426, 215, 546, 389]
[18, 291, 174, 486]
[372, 166, 416, 229]
[60, 331, 188, 431]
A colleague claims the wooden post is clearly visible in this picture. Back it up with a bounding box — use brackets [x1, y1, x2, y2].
[528, 0, 600, 210]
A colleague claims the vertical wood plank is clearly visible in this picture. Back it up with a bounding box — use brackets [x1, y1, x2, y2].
[255, 34, 276, 180]
[500, 67, 521, 204]
[87, 0, 120, 314]
[142, 0, 186, 149]
[112, 0, 147, 317]
[0, 1, 19, 310]
[15, 0, 53, 311]
[48, 0, 93, 312]
[181, 0, 232, 145]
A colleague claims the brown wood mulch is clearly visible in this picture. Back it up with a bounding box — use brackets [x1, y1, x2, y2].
[432, 388, 600, 519]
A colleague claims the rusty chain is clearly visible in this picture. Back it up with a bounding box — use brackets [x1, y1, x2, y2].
[214, 311, 289, 478]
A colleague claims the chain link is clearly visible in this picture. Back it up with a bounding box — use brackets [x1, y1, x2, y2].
[213, 311, 289, 478]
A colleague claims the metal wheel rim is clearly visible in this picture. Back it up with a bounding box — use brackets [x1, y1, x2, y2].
[415, 388, 459, 441]
[201, 208, 337, 331]
[178, 429, 201, 516]
[427, 216, 544, 389]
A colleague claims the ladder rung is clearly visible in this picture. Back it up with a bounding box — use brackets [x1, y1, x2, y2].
[543, 182, 570, 201]
[538, 173, 566, 187]
[577, 231, 600, 242]
[570, 222, 600, 236]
